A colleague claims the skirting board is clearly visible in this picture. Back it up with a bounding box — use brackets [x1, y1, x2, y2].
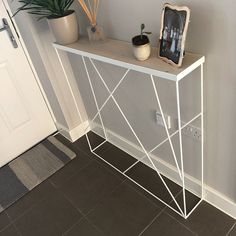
[56, 120, 89, 142]
[204, 186, 236, 220]
[90, 123, 236, 219]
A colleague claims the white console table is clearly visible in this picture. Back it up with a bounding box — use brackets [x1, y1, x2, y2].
[53, 38, 205, 219]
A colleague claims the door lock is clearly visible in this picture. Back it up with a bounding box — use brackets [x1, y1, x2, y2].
[0, 18, 18, 48]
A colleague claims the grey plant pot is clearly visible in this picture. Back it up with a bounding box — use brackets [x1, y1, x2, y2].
[47, 11, 79, 45]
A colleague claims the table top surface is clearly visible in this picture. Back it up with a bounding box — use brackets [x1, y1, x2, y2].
[54, 38, 205, 81]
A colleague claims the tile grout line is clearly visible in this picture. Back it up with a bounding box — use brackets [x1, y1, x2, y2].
[91, 156, 127, 181]
[81, 178, 146, 236]
[0, 220, 12, 233]
[5, 211, 22, 236]
[6, 182, 58, 223]
[60, 176, 126, 236]
[12, 222, 22, 236]
[124, 179, 169, 209]
[85, 180, 126, 216]
[66, 141, 127, 182]
[60, 192, 109, 236]
[69, 137, 109, 156]
[226, 222, 236, 236]
[92, 141, 114, 155]
[62, 217, 84, 236]
[138, 207, 166, 236]
[61, 176, 125, 216]
[4, 182, 60, 225]
[160, 190, 199, 236]
[140, 180, 205, 235]
[60, 196, 87, 236]
[0, 210, 12, 233]
[137, 187, 183, 236]
[81, 178, 164, 236]
[165, 210, 198, 236]
[83, 216, 107, 236]
[138, 204, 198, 236]
[49, 159, 94, 188]
[5, 200, 42, 222]
[7, 197, 47, 225]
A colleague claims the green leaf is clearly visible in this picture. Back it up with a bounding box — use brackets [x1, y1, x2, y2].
[13, 0, 75, 19]
[143, 31, 152, 35]
[141, 23, 145, 31]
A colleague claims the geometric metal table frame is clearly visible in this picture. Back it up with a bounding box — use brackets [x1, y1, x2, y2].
[54, 40, 205, 219]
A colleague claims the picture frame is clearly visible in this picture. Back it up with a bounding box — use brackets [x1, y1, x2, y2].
[159, 4, 190, 67]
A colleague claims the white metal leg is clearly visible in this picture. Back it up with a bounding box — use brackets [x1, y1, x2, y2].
[151, 75, 183, 181]
[201, 64, 204, 199]
[82, 56, 108, 146]
[85, 132, 93, 152]
[176, 80, 187, 218]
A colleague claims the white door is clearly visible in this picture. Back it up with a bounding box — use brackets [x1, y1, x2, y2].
[0, 0, 56, 167]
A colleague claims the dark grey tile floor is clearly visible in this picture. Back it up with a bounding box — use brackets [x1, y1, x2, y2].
[0, 132, 235, 236]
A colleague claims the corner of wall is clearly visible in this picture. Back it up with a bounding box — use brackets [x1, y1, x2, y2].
[56, 120, 90, 142]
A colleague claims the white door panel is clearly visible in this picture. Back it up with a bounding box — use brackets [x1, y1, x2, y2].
[0, 0, 56, 167]
[0, 61, 30, 129]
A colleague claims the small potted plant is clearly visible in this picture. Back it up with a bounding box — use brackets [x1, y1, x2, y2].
[132, 24, 152, 61]
[13, 0, 79, 45]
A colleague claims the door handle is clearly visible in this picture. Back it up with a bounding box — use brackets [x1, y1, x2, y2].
[0, 18, 18, 48]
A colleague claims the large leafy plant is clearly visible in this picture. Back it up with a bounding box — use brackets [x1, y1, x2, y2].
[14, 0, 75, 20]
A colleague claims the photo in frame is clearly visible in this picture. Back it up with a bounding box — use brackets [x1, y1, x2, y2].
[159, 4, 190, 67]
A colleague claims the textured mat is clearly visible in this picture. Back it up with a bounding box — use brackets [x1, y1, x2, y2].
[0, 135, 76, 212]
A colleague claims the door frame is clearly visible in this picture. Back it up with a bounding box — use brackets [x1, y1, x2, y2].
[1, 0, 56, 124]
